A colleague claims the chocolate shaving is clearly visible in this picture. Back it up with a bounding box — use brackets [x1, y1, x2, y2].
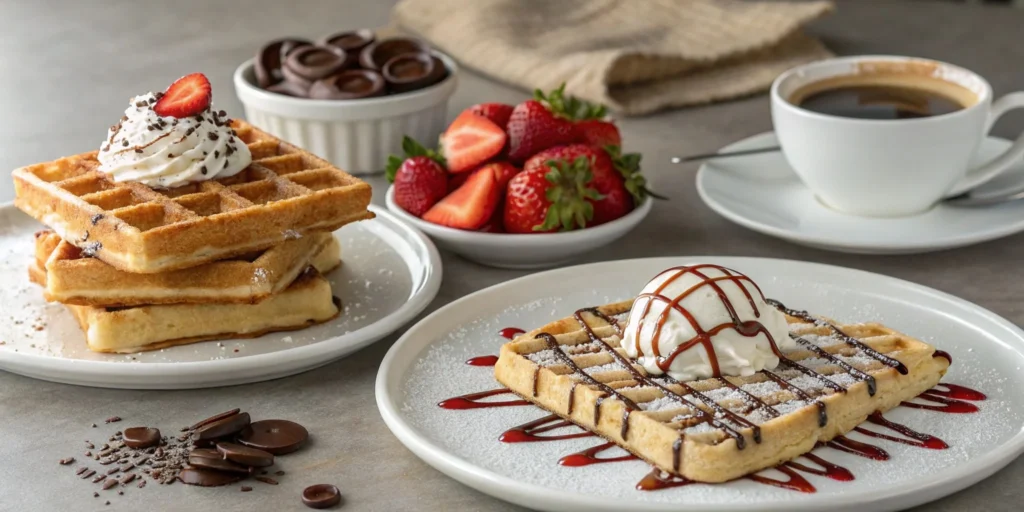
[102, 480, 118, 490]
[254, 476, 278, 485]
[59, 457, 75, 465]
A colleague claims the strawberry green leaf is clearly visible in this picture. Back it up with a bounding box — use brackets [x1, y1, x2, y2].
[384, 155, 404, 183]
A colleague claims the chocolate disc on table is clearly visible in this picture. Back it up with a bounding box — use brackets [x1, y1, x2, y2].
[255, 38, 312, 88]
[216, 442, 275, 467]
[188, 448, 251, 474]
[359, 37, 429, 71]
[178, 466, 245, 487]
[309, 70, 385, 100]
[320, 29, 375, 68]
[284, 45, 349, 85]
[382, 52, 447, 93]
[122, 427, 161, 449]
[302, 484, 342, 509]
[237, 419, 309, 455]
[194, 411, 251, 441]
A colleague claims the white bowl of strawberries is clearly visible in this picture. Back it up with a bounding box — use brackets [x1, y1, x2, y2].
[385, 85, 657, 269]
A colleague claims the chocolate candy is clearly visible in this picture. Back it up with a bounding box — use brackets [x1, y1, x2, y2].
[255, 39, 311, 88]
[178, 466, 245, 487]
[382, 52, 447, 93]
[302, 484, 342, 509]
[359, 37, 429, 71]
[309, 70, 386, 100]
[284, 46, 349, 85]
[189, 408, 241, 431]
[256, 30, 448, 100]
[187, 448, 251, 474]
[237, 419, 308, 455]
[216, 442, 275, 467]
[122, 427, 161, 449]
[320, 29, 374, 68]
[194, 411, 251, 441]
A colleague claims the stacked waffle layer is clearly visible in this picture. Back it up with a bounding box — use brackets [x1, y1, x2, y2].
[15, 122, 372, 353]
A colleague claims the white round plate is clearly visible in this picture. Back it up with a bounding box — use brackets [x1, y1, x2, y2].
[696, 132, 1024, 254]
[376, 257, 1024, 512]
[0, 204, 441, 389]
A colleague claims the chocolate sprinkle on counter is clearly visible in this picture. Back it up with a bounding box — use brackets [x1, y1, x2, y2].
[103, 480, 118, 490]
[241, 486, 253, 492]
[93, 492, 99, 498]
[81, 469, 96, 479]
[275, 470, 285, 476]
[92, 474, 107, 483]
[92, 424, 98, 428]
[138, 480, 147, 489]
[105, 417, 121, 424]
[254, 476, 278, 485]
[117, 491, 124, 496]
[59, 457, 75, 465]
[76, 467, 89, 476]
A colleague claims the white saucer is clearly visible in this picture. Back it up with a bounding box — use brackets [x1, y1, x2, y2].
[0, 204, 442, 389]
[696, 132, 1024, 254]
[376, 257, 1024, 512]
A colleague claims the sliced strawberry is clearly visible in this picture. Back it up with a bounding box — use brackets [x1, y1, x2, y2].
[479, 208, 505, 233]
[154, 73, 212, 118]
[440, 111, 507, 173]
[480, 161, 520, 189]
[386, 136, 448, 217]
[468, 103, 515, 128]
[577, 119, 621, 148]
[447, 171, 469, 193]
[423, 166, 500, 230]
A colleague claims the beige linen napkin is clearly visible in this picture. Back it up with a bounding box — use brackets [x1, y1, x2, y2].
[393, 0, 834, 116]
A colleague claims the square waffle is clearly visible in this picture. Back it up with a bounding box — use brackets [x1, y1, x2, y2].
[494, 300, 950, 483]
[33, 229, 340, 307]
[13, 120, 373, 274]
[29, 252, 341, 354]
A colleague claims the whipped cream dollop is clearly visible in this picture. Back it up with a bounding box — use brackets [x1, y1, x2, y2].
[621, 265, 795, 381]
[97, 92, 251, 188]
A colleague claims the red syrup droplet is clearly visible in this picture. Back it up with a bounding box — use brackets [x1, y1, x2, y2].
[747, 464, 816, 493]
[854, 412, 949, 450]
[465, 355, 499, 367]
[500, 415, 595, 443]
[499, 327, 525, 339]
[635, 469, 695, 491]
[901, 391, 980, 414]
[826, 436, 890, 461]
[558, 442, 638, 467]
[786, 453, 854, 482]
[437, 389, 529, 410]
[928, 383, 987, 401]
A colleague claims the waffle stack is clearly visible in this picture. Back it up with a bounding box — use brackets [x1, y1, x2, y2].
[14, 121, 374, 353]
[495, 300, 949, 482]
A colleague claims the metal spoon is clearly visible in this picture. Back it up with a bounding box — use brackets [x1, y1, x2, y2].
[672, 147, 1024, 207]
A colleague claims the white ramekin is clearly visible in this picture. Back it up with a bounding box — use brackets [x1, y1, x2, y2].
[233, 53, 458, 175]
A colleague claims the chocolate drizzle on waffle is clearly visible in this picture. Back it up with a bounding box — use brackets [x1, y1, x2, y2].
[767, 299, 909, 375]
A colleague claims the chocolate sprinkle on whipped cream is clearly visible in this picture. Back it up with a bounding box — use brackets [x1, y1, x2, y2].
[97, 92, 251, 189]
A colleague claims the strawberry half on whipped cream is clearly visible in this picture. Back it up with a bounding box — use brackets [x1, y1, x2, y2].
[97, 73, 252, 189]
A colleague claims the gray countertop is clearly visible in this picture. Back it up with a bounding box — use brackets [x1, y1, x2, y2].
[1, 1, 1022, 510]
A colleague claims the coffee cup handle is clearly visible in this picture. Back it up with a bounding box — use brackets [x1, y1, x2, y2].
[948, 92, 1024, 197]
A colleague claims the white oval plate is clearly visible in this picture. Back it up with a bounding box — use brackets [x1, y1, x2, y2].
[696, 132, 1024, 254]
[376, 257, 1024, 512]
[0, 204, 441, 389]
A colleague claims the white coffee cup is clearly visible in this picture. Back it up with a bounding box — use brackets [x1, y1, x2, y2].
[771, 55, 1024, 217]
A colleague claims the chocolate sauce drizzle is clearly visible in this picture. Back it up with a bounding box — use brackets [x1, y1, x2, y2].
[767, 299, 909, 375]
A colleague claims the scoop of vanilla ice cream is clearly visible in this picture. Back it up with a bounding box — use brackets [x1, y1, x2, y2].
[621, 265, 794, 381]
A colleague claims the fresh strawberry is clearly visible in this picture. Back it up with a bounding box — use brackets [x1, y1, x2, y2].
[480, 161, 520, 189]
[440, 110, 507, 173]
[504, 150, 603, 233]
[468, 103, 515, 129]
[603, 145, 667, 203]
[154, 73, 212, 118]
[385, 136, 448, 217]
[576, 119, 622, 148]
[506, 85, 583, 163]
[423, 166, 501, 230]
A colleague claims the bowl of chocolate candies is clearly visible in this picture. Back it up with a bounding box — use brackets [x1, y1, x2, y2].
[234, 29, 457, 174]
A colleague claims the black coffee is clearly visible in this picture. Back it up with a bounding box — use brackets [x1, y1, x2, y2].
[797, 84, 965, 120]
